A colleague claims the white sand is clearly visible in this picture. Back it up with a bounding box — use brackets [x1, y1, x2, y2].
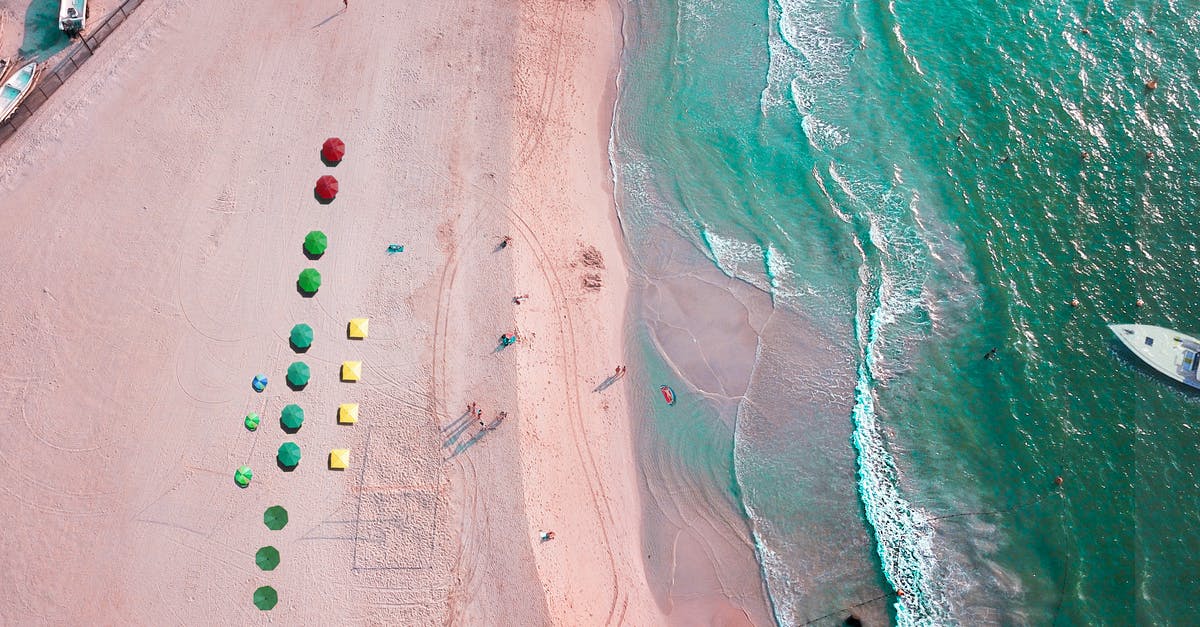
[0, 0, 659, 623]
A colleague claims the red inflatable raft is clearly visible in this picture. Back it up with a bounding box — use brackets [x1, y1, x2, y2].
[660, 385, 676, 406]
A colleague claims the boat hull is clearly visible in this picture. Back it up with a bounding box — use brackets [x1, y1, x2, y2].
[0, 61, 40, 124]
[1110, 324, 1200, 389]
[59, 0, 88, 33]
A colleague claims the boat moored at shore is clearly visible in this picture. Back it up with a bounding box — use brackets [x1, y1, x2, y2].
[0, 60, 41, 124]
[60, 0, 88, 35]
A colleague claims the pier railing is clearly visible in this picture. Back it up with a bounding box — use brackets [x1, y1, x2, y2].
[0, 0, 146, 145]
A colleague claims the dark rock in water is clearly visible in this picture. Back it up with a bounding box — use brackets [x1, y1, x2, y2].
[844, 615, 864, 627]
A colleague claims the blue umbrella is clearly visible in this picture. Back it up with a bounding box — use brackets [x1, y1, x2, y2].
[252, 374, 268, 392]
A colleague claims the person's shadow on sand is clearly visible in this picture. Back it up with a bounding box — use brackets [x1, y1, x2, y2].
[593, 374, 619, 392]
[312, 10, 344, 29]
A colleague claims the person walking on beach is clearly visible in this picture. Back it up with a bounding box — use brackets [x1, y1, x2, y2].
[342, 0, 348, 9]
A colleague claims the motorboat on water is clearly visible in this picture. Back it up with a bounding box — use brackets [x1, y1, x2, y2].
[0, 60, 40, 124]
[59, 0, 88, 34]
[1109, 324, 1200, 389]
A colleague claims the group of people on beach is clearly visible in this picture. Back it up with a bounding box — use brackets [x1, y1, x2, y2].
[467, 402, 507, 432]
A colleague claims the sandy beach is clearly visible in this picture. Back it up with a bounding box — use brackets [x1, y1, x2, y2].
[0, 0, 664, 623]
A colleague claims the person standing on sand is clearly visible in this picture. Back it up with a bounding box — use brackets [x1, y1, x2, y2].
[342, 0, 348, 9]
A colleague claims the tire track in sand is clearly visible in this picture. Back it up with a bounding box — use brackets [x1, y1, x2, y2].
[425, 161, 627, 623]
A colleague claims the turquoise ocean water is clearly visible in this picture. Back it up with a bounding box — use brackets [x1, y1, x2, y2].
[611, 0, 1200, 624]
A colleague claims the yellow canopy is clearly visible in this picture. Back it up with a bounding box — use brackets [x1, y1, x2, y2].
[329, 449, 350, 470]
[341, 361, 362, 381]
[348, 318, 369, 339]
[338, 403, 358, 424]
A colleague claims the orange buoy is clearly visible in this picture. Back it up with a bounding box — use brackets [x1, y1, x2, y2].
[1054, 476, 1064, 486]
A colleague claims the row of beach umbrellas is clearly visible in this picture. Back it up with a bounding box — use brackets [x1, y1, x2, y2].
[242, 138, 347, 611]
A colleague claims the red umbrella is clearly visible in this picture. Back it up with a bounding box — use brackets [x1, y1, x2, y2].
[321, 137, 345, 163]
[315, 175, 339, 200]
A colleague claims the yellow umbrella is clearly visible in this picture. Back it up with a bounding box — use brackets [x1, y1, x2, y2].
[338, 403, 358, 424]
[341, 361, 362, 382]
[348, 318, 369, 339]
[329, 449, 350, 470]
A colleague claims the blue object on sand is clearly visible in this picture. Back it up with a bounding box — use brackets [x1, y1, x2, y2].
[252, 374, 268, 392]
[387, 244, 405, 254]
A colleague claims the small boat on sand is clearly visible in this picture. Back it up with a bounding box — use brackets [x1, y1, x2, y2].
[0, 60, 41, 124]
[59, 0, 88, 34]
[660, 385, 676, 406]
[1110, 323, 1200, 389]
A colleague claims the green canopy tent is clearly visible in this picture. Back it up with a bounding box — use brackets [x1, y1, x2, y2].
[280, 404, 305, 431]
[286, 362, 310, 388]
[263, 505, 289, 530]
[277, 442, 302, 468]
[253, 586, 278, 611]
[244, 412, 260, 431]
[256, 546, 280, 571]
[234, 466, 253, 488]
[304, 231, 328, 257]
[297, 268, 322, 295]
[289, 323, 313, 351]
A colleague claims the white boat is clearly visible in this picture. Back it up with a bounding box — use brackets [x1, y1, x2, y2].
[59, 0, 88, 34]
[0, 60, 40, 124]
[1110, 324, 1200, 389]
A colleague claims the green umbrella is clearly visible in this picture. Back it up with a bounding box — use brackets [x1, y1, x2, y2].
[303, 231, 328, 257]
[263, 505, 289, 530]
[286, 362, 310, 387]
[280, 404, 305, 430]
[297, 268, 322, 294]
[289, 323, 313, 350]
[256, 546, 280, 571]
[277, 442, 302, 468]
[234, 466, 253, 488]
[253, 586, 278, 611]
[244, 412, 260, 431]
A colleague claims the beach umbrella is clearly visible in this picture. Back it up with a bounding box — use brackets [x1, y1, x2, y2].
[297, 268, 322, 294]
[263, 505, 289, 530]
[341, 361, 362, 382]
[329, 449, 350, 470]
[277, 442, 302, 468]
[315, 175, 339, 200]
[253, 586, 278, 611]
[252, 374, 268, 392]
[303, 230, 328, 257]
[234, 466, 253, 488]
[348, 317, 369, 339]
[281, 404, 305, 431]
[286, 362, 311, 387]
[244, 412, 261, 431]
[338, 403, 358, 424]
[255, 546, 280, 571]
[290, 323, 313, 350]
[321, 137, 345, 163]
